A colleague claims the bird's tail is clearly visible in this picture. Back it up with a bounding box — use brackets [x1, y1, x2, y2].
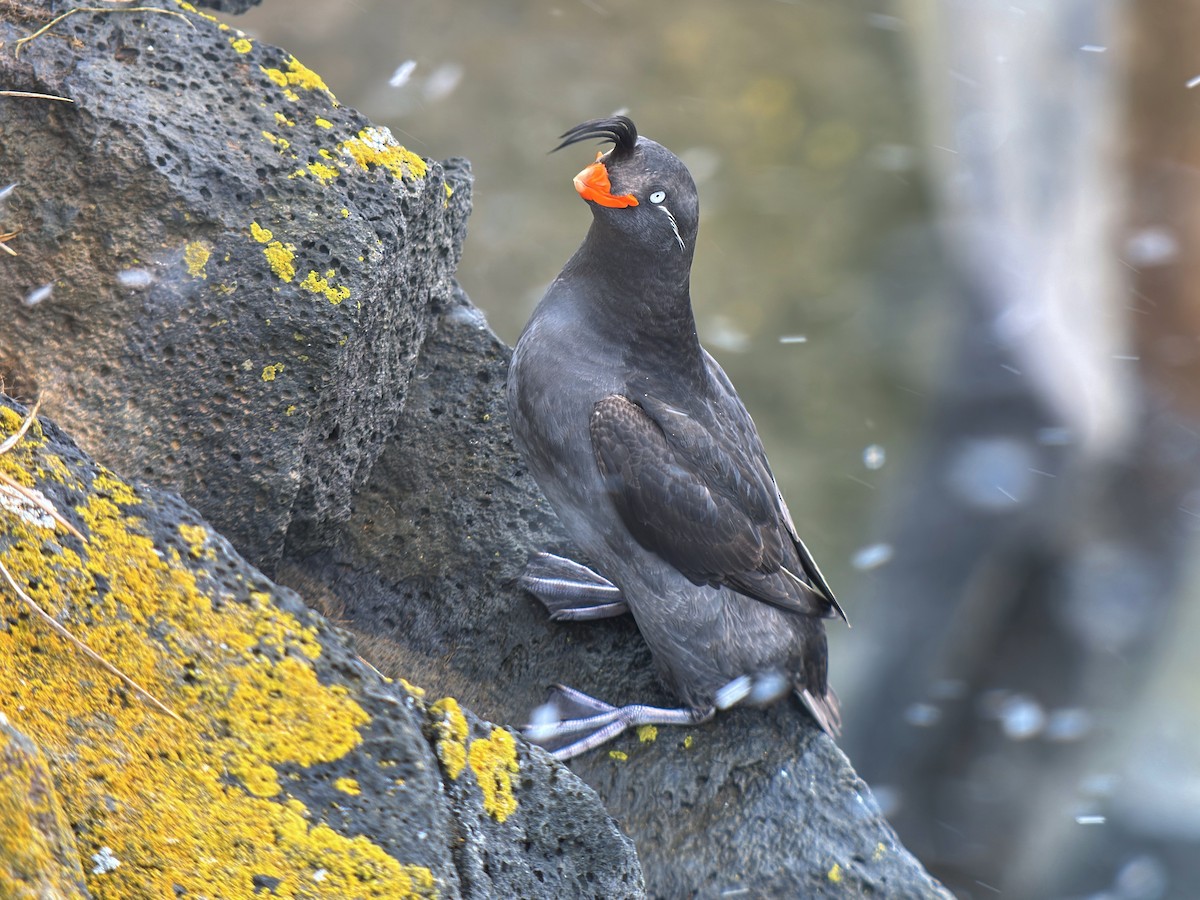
[798, 684, 842, 738]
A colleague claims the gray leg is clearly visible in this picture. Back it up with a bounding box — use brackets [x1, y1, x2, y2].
[519, 552, 629, 621]
[524, 683, 714, 760]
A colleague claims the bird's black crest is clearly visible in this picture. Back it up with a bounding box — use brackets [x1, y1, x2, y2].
[554, 116, 639, 156]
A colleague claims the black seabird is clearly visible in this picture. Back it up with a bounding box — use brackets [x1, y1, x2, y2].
[507, 115, 846, 760]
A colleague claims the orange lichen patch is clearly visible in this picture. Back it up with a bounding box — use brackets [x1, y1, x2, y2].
[259, 55, 337, 105]
[184, 241, 210, 278]
[340, 126, 428, 181]
[299, 270, 350, 305]
[467, 727, 519, 823]
[0, 408, 439, 898]
[428, 698, 468, 779]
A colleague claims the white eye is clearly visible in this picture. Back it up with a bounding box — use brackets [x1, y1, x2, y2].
[649, 190, 666, 204]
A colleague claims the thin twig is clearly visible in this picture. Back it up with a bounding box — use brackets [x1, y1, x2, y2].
[0, 90, 74, 102]
[15, 6, 195, 58]
[0, 394, 41, 455]
[0, 396, 177, 721]
[0, 558, 183, 722]
[0, 472, 86, 542]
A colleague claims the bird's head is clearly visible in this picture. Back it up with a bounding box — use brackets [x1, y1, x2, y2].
[555, 115, 699, 257]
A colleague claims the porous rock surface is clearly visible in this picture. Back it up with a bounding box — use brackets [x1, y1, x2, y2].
[0, 395, 642, 898]
[0, 1, 948, 897]
[289, 287, 952, 898]
[0, 0, 467, 570]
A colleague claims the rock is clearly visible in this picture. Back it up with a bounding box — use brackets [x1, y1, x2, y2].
[194, 0, 263, 13]
[0, 2, 947, 895]
[0, 0, 468, 571]
[0, 394, 642, 897]
[0, 717, 91, 899]
[288, 289, 952, 898]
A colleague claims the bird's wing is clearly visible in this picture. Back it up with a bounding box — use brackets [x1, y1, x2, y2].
[590, 393, 835, 618]
[702, 352, 847, 623]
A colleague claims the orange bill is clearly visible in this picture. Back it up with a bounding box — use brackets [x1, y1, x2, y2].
[573, 154, 638, 208]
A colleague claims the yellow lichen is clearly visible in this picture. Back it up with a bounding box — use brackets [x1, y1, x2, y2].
[250, 222, 296, 283]
[467, 727, 519, 823]
[308, 161, 340, 184]
[827, 863, 843, 883]
[261, 363, 284, 382]
[259, 56, 337, 104]
[608, 750, 628, 761]
[683, 734, 694, 749]
[229, 36, 252, 54]
[0, 409, 443, 898]
[429, 698, 468, 779]
[340, 126, 427, 182]
[636, 724, 657, 743]
[0, 723, 87, 894]
[285, 405, 297, 417]
[178, 523, 215, 561]
[274, 112, 295, 128]
[184, 241, 210, 279]
[315, 117, 333, 129]
[261, 131, 291, 151]
[340, 207, 350, 218]
[399, 678, 425, 699]
[334, 777, 361, 796]
[299, 270, 351, 305]
[260, 66, 288, 89]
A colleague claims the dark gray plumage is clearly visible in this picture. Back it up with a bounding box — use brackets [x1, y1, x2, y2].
[508, 115, 845, 759]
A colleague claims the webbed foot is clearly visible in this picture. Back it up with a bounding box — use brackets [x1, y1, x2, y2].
[519, 552, 629, 621]
[524, 683, 713, 760]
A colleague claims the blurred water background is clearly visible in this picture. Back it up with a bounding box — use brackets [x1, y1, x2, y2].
[241, 1, 1200, 897]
